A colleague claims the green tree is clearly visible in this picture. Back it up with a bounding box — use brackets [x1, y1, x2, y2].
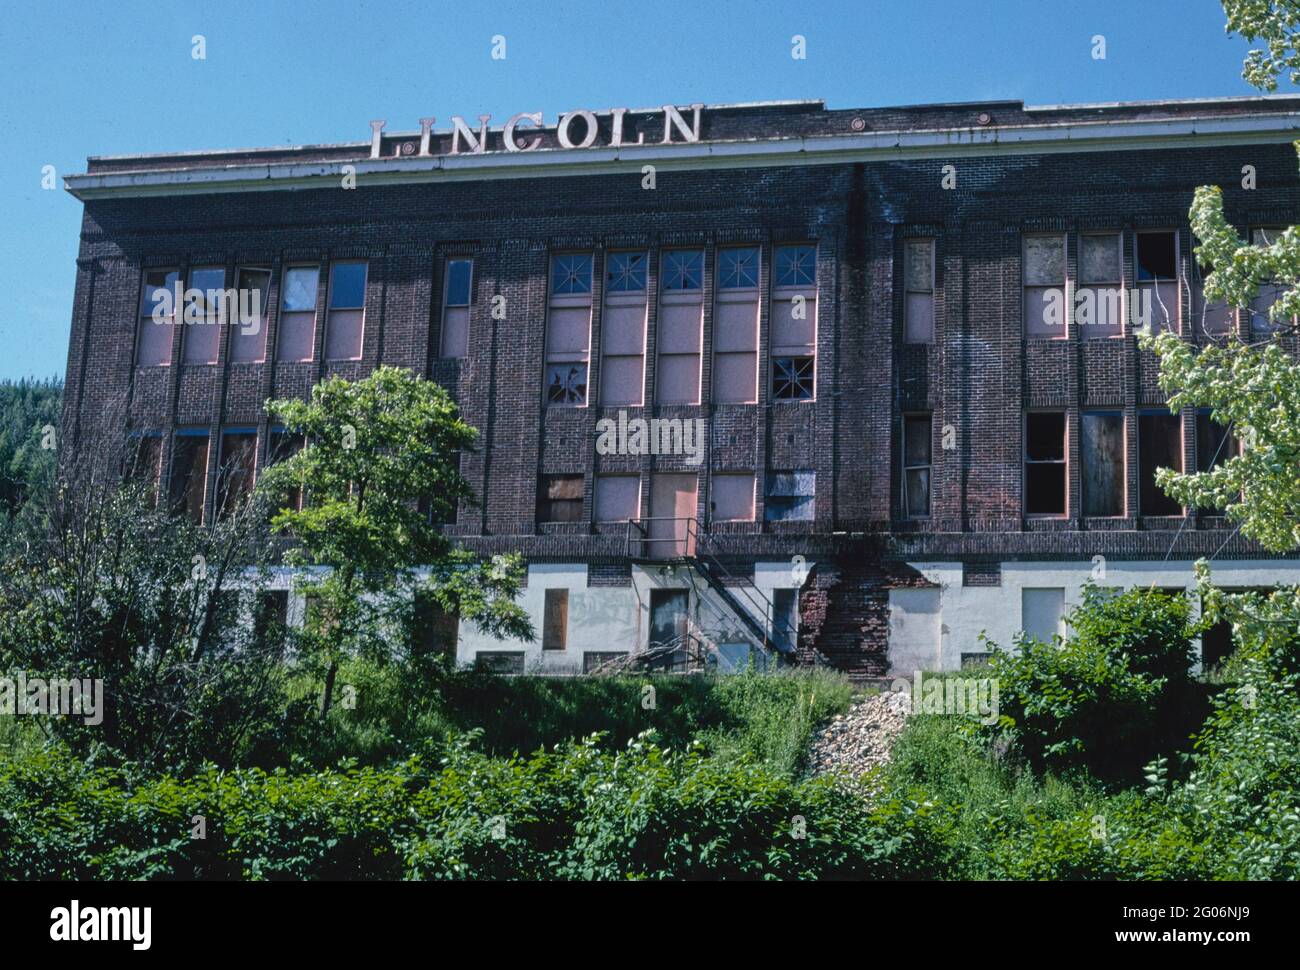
[261, 366, 532, 716]
[0, 377, 62, 517]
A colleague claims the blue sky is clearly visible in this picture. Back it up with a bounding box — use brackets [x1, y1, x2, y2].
[0, 0, 1284, 380]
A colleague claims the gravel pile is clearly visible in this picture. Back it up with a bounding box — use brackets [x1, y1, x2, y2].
[806, 689, 911, 789]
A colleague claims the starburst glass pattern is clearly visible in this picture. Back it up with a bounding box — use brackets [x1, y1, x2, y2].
[719, 247, 759, 289]
[546, 363, 588, 404]
[772, 356, 814, 400]
[551, 254, 593, 295]
[662, 250, 703, 291]
[775, 245, 816, 287]
[606, 252, 647, 292]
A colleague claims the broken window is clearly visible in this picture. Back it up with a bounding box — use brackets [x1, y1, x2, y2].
[1024, 411, 1066, 516]
[772, 244, 816, 400]
[710, 472, 755, 522]
[594, 474, 640, 523]
[765, 469, 815, 522]
[412, 590, 459, 657]
[904, 239, 935, 344]
[182, 267, 225, 365]
[137, 268, 178, 366]
[230, 267, 270, 362]
[657, 250, 704, 404]
[277, 265, 319, 362]
[1079, 233, 1123, 338]
[215, 429, 258, 520]
[1249, 228, 1289, 334]
[714, 247, 760, 403]
[475, 651, 525, 674]
[325, 261, 367, 361]
[1024, 234, 1066, 338]
[537, 473, 584, 523]
[1193, 260, 1234, 338]
[1196, 409, 1239, 515]
[1081, 411, 1124, 516]
[169, 429, 210, 523]
[1139, 410, 1183, 516]
[439, 258, 473, 359]
[902, 414, 932, 517]
[542, 588, 569, 651]
[126, 432, 163, 503]
[546, 253, 592, 405]
[600, 252, 647, 405]
[1136, 232, 1179, 334]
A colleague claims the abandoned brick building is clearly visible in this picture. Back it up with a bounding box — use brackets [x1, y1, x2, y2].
[59, 95, 1300, 679]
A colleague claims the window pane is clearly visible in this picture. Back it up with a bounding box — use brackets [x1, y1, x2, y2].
[904, 415, 932, 466]
[905, 468, 931, 517]
[141, 269, 179, 316]
[1139, 412, 1183, 515]
[606, 252, 647, 292]
[775, 245, 816, 287]
[718, 248, 759, 289]
[1025, 412, 1065, 462]
[1025, 463, 1066, 515]
[282, 267, 320, 311]
[1024, 236, 1064, 285]
[551, 254, 592, 295]
[595, 475, 640, 522]
[546, 364, 587, 404]
[445, 260, 473, 306]
[905, 240, 933, 292]
[329, 262, 367, 309]
[1137, 233, 1177, 281]
[1080, 234, 1120, 284]
[772, 357, 814, 400]
[662, 250, 703, 291]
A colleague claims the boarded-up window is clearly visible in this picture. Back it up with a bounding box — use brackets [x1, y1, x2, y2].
[1139, 411, 1183, 515]
[594, 474, 640, 522]
[325, 261, 366, 360]
[182, 267, 225, 364]
[169, 430, 210, 523]
[137, 269, 178, 366]
[710, 472, 755, 522]
[657, 250, 704, 404]
[439, 259, 473, 358]
[1024, 235, 1066, 338]
[537, 474, 583, 523]
[1136, 232, 1179, 334]
[714, 247, 759, 403]
[902, 414, 932, 517]
[216, 429, 257, 520]
[277, 266, 319, 362]
[1022, 587, 1065, 643]
[546, 253, 592, 405]
[904, 239, 934, 344]
[765, 469, 815, 522]
[772, 245, 817, 399]
[1025, 412, 1066, 515]
[1079, 234, 1123, 338]
[601, 252, 648, 405]
[1081, 412, 1124, 516]
[230, 268, 270, 362]
[543, 588, 569, 650]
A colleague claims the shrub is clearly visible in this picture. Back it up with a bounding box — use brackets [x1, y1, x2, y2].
[984, 584, 1204, 782]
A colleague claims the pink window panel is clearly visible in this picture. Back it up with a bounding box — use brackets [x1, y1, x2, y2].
[905, 293, 934, 343]
[1081, 288, 1123, 338]
[657, 298, 702, 354]
[1024, 287, 1065, 337]
[1250, 283, 1286, 333]
[711, 473, 755, 522]
[182, 267, 225, 364]
[648, 473, 697, 557]
[1144, 281, 1180, 334]
[325, 308, 364, 360]
[771, 296, 816, 354]
[715, 297, 757, 353]
[658, 355, 699, 404]
[1199, 298, 1234, 336]
[600, 296, 646, 406]
[137, 269, 178, 366]
[441, 306, 469, 358]
[546, 303, 592, 359]
[714, 352, 757, 404]
[230, 268, 270, 362]
[277, 312, 316, 362]
[594, 474, 640, 522]
[714, 293, 758, 404]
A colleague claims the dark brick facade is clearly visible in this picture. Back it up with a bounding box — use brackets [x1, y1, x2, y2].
[60, 96, 1300, 674]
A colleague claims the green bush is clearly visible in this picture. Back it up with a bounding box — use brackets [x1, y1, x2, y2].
[984, 584, 1205, 782]
[0, 730, 953, 881]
